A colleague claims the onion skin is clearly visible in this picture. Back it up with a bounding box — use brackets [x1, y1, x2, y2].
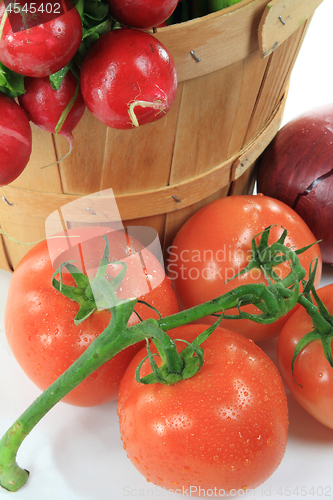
[257, 104, 333, 264]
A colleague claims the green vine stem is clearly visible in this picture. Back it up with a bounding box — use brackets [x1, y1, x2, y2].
[290, 260, 333, 383]
[0, 228, 320, 492]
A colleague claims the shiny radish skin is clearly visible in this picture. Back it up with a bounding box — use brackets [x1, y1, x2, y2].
[18, 72, 86, 143]
[0, 93, 32, 185]
[0, 2, 82, 77]
[80, 28, 178, 130]
[107, 0, 179, 29]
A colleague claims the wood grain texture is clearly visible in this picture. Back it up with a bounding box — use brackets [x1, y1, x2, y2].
[259, 0, 324, 57]
[153, 0, 271, 81]
[242, 18, 310, 144]
[0, 0, 320, 271]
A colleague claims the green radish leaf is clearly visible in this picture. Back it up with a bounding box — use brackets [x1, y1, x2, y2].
[82, 18, 112, 41]
[49, 65, 71, 91]
[83, 0, 109, 23]
[0, 62, 25, 97]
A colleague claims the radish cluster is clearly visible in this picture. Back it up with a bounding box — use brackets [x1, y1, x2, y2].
[0, 0, 179, 185]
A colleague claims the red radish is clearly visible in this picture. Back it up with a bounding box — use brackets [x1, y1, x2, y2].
[80, 28, 178, 130]
[107, 0, 178, 29]
[0, 93, 32, 185]
[19, 71, 86, 156]
[257, 103, 333, 264]
[0, 2, 82, 77]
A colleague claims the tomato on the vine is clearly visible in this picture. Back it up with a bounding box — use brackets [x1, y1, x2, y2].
[167, 194, 322, 342]
[4, 226, 179, 407]
[118, 323, 288, 495]
[277, 284, 333, 429]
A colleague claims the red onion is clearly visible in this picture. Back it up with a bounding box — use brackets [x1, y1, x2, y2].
[257, 103, 333, 264]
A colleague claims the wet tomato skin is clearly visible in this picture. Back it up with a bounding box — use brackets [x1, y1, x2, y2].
[168, 194, 322, 342]
[4, 227, 179, 407]
[277, 284, 333, 429]
[118, 324, 288, 495]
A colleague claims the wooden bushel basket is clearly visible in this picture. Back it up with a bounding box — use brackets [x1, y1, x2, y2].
[0, 0, 323, 272]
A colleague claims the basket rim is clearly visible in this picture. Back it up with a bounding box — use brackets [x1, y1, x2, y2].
[154, 0, 258, 34]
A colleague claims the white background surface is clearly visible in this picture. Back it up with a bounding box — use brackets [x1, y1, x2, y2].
[1, 1, 333, 498]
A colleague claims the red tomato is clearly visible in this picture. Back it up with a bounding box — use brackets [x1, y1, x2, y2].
[118, 324, 288, 495]
[167, 194, 322, 342]
[277, 284, 333, 429]
[4, 227, 179, 407]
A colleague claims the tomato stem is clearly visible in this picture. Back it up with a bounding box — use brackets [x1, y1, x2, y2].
[0, 226, 316, 491]
[0, 298, 141, 492]
[291, 280, 333, 383]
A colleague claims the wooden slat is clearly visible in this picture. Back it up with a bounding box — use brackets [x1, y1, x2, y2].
[153, 0, 271, 82]
[229, 163, 257, 197]
[162, 186, 230, 260]
[0, 85, 286, 273]
[169, 66, 239, 181]
[242, 19, 309, 144]
[259, 0, 324, 57]
[9, 124, 63, 193]
[0, 92, 285, 233]
[0, 157, 232, 221]
[53, 109, 108, 195]
[230, 89, 286, 181]
[0, 210, 48, 269]
[0, 233, 13, 272]
[99, 85, 182, 195]
[226, 50, 268, 156]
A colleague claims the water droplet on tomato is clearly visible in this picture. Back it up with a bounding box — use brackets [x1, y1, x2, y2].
[266, 437, 274, 446]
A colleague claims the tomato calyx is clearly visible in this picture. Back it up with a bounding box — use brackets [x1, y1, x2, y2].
[219, 226, 307, 323]
[135, 318, 222, 385]
[292, 260, 333, 385]
[52, 261, 98, 324]
[228, 225, 310, 284]
[52, 235, 132, 325]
